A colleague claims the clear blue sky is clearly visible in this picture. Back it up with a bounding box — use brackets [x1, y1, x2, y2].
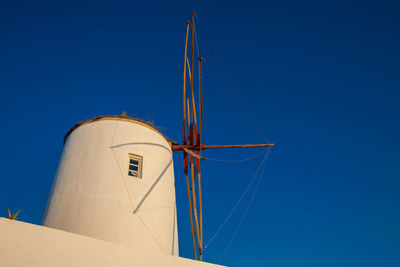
[1, 1, 399, 266]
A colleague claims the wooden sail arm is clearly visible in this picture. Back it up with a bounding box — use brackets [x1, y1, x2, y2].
[201, 144, 274, 149]
[172, 143, 274, 151]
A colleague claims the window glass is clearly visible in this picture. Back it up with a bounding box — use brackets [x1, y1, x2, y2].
[128, 154, 143, 178]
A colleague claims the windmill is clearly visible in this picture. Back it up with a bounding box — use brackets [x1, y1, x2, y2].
[172, 11, 274, 261]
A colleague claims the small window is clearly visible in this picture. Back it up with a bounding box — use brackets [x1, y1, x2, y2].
[128, 154, 143, 178]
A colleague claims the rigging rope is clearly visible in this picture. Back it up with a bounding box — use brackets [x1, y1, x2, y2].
[218, 147, 271, 262]
[204, 147, 271, 250]
[204, 58, 270, 143]
[195, 15, 271, 143]
[194, 20, 200, 61]
[201, 147, 268, 163]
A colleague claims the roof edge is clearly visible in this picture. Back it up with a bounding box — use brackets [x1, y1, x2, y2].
[64, 115, 176, 145]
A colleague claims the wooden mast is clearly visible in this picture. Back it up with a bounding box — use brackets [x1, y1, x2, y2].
[180, 11, 273, 261]
[183, 20, 189, 125]
[190, 10, 195, 125]
[183, 19, 197, 260]
[189, 11, 203, 260]
[197, 55, 203, 260]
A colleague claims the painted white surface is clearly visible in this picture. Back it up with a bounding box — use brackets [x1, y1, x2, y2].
[42, 119, 178, 255]
[0, 219, 223, 267]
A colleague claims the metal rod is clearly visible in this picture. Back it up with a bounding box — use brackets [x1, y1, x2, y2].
[172, 143, 274, 151]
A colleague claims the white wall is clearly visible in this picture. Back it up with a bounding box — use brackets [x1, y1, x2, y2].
[42, 118, 178, 255]
[0, 219, 223, 267]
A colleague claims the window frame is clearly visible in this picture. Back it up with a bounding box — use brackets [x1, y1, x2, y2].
[128, 153, 143, 178]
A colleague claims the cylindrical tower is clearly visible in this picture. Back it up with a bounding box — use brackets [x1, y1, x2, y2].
[42, 115, 179, 256]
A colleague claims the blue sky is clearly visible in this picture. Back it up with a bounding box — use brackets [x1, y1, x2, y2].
[0, 1, 399, 266]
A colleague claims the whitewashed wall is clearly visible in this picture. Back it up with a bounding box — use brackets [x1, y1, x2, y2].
[1, 219, 223, 267]
[42, 118, 178, 256]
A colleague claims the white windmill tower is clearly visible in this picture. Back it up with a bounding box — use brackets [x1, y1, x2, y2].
[42, 113, 179, 255]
